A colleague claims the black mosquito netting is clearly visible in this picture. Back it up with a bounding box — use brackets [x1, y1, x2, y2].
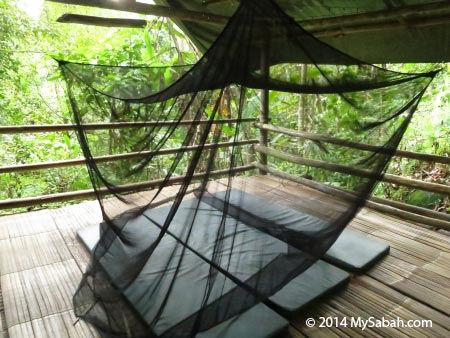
[59, 0, 438, 337]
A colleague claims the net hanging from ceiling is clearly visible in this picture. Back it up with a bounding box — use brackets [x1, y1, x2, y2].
[58, 0, 438, 337]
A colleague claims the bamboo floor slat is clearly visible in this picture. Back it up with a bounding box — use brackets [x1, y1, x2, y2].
[0, 175, 448, 337]
[0, 286, 7, 338]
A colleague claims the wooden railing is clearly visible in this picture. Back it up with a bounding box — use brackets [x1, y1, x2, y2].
[0, 165, 255, 209]
[254, 145, 449, 195]
[254, 123, 450, 230]
[0, 119, 254, 134]
[1, 118, 448, 232]
[0, 140, 258, 174]
[257, 124, 450, 165]
[0, 118, 258, 210]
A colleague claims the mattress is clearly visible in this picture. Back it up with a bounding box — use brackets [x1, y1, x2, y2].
[202, 189, 390, 273]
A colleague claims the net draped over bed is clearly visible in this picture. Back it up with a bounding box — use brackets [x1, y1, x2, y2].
[58, 0, 438, 337]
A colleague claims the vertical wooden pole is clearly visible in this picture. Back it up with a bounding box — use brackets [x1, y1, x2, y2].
[259, 42, 269, 174]
[298, 64, 308, 149]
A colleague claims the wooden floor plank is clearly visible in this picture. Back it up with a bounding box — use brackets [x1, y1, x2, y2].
[0, 232, 72, 275]
[1, 260, 81, 328]
[355, 276, 450, 330]
[50, 202, 102, 272]
[0, 210, 57, 241]
[356, 211, 450, 253]
[334, 283, 439, 337]
[0, 285, 7, 338]
[8, 310, 99, 338]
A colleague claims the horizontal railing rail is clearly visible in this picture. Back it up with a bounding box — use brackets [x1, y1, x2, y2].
[0, 118, 257, 134]
[0, 140, 258, 174]
[0, 165, 256, 210]
[256, 123, 450, 165]
[254, 145, 450, 196]
[0, 118, 258, 211]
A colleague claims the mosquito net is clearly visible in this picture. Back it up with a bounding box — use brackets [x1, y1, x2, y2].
[58, 0, 438, 337]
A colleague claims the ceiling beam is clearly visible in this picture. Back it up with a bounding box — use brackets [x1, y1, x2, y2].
[49, 0, 450, 37]
[57, 12, 450, 37]
[57, 13, 147, 28]
[304, 1, 450, 31]
[314, 14, 450, 37]
[47, 0, 229, 24]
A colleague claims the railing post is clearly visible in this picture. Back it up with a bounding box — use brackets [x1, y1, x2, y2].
[259, 41, 269, 174]
[298, 64, 308, 149]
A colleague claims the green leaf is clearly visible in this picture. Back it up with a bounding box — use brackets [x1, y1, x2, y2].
[144, 31, 154, 59]
[220, 124, 235, 137]
[63, 134, 71, 149]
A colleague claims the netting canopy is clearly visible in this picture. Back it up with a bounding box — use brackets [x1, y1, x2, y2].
[59, 0, 438, 337]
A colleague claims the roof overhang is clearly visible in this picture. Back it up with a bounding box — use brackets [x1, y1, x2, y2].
[154, 0, 450, 64]
[51, 0, 450, 63]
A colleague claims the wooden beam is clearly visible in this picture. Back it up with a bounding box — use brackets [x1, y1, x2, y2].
[0, 118, 256, 134]
[57, 13, 147, 28]
[0, 140, 258, 174]
[255, 163, 450, 230]
[312, 14, 450, 37]
[258, 36, 270, 174]
[302, 1, 450, 31]
[48, 0, 450, 36]
[47, 0, 229, 24]
[257, 124, 450, 165]
[0, 164, 255, 210]
[202, 0, 229, 5]
[254, 145, 450, 195]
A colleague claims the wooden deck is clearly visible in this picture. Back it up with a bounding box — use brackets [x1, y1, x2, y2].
[0, 175, 449, 338]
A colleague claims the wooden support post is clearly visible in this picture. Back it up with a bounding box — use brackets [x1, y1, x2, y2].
[299, 65, 308, 130]
[259, 41, 270, 174]
[297, 64, 308, 148]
